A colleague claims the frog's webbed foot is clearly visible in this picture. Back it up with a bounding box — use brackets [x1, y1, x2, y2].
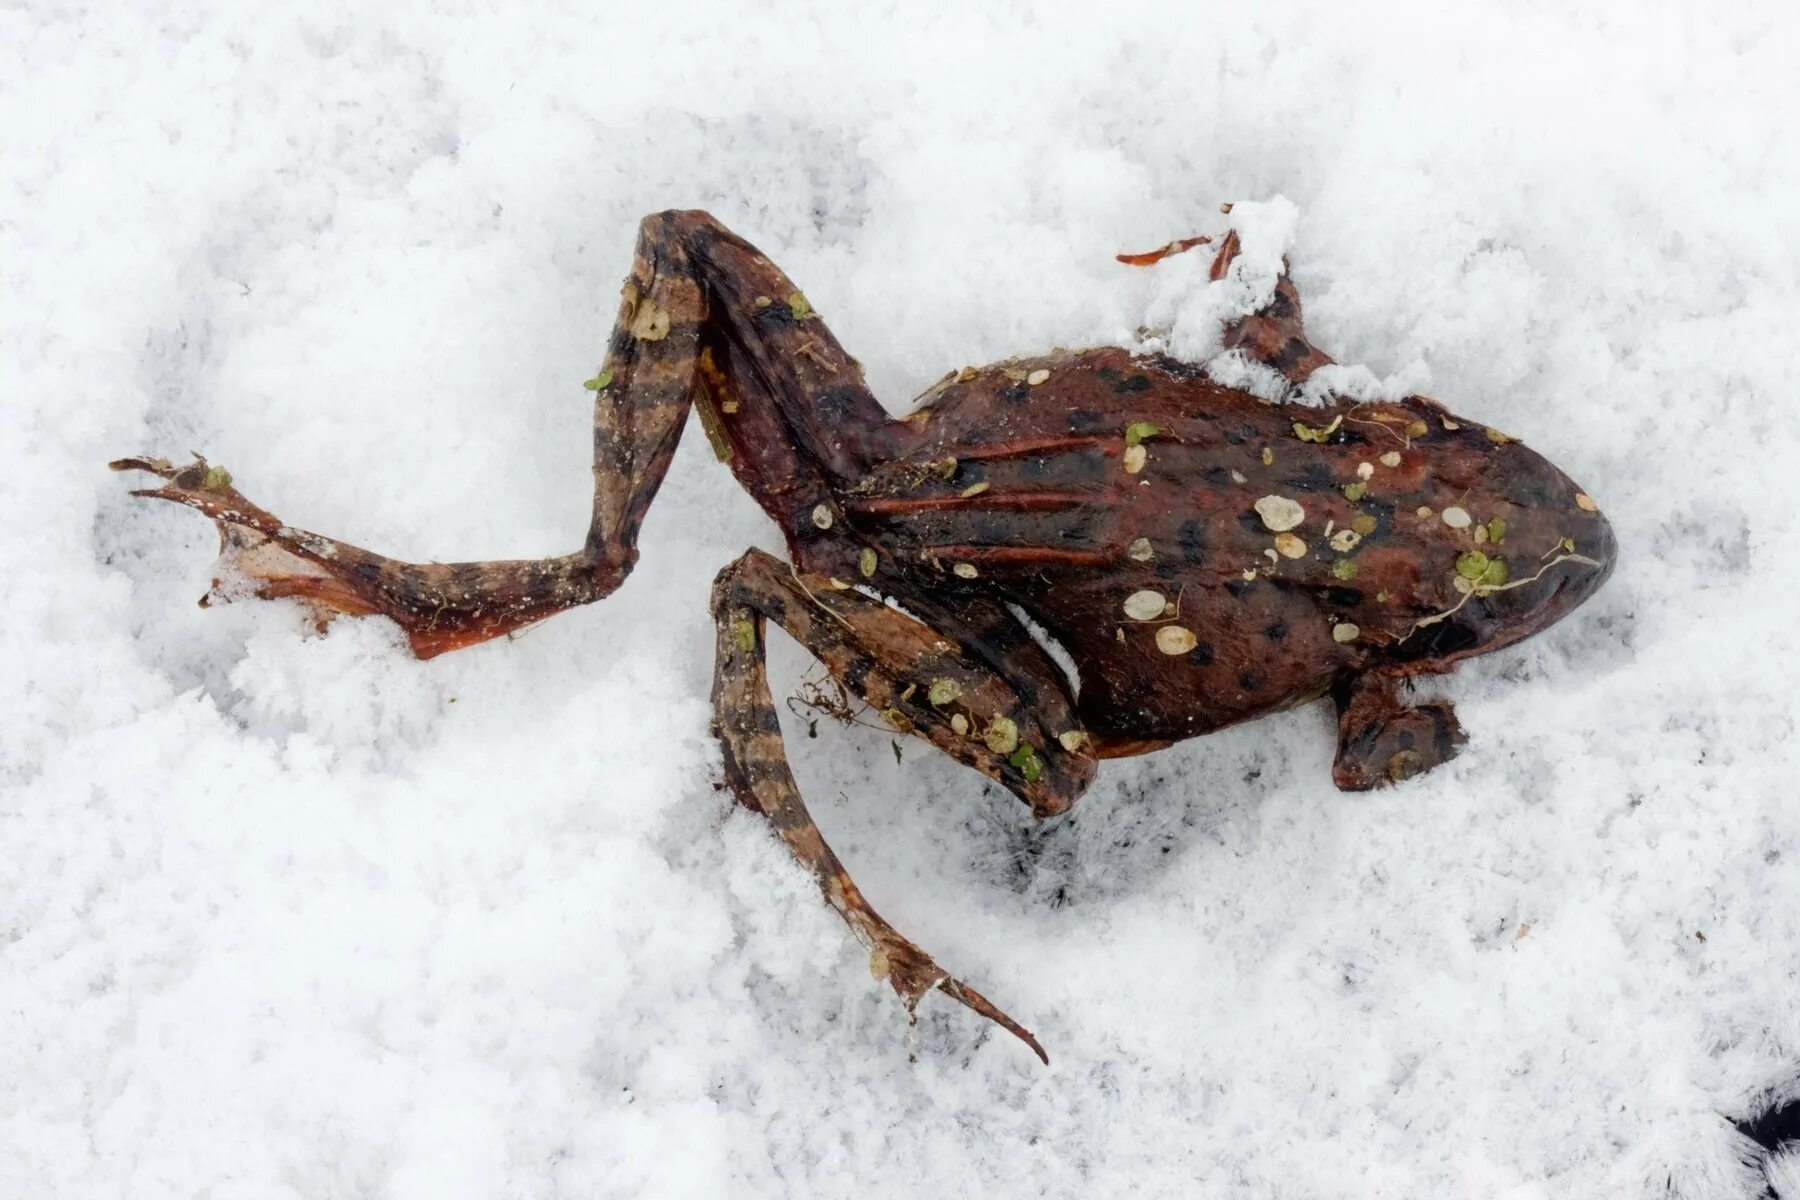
[1331, 672, 1466, 790]
[110, 454, 617, 658]
[711, 548, 1096, 1063]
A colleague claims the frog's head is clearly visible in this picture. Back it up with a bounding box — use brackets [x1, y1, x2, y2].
[1397, 437, 1616, 664]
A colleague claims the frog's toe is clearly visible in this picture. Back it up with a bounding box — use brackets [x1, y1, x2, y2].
[1332, 696, 1465, 791]
[873, 934, 1048, 1065]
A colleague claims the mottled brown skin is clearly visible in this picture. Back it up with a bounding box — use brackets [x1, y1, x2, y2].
[112, 210, 1615, 1062]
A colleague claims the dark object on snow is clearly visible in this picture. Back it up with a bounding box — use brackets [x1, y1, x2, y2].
[111, 210, 1615, 1062]
[1739, 1094, 1800, 1197]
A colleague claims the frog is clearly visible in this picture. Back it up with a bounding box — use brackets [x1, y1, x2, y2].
[111, 208, 1616, 1063]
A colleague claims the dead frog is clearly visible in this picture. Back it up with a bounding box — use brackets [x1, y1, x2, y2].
[112, 210, 1615, 1062]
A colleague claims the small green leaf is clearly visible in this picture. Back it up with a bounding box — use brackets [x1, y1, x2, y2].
[1292, 414, 1343, 444]
[927, 678, 961, 708]
[1332, 559, 1358, 581]
[1486, 517, 1507, 544]
[1456, 551, 1491, 580]
[1480, 557, 1510, 587]
[787, 292, 812, 319]
[1022, 755, 1041, 783]
[201, 465, 233, 490]
[1124, 421, 1160, 447]
[1350, 513, 1378, 535]
[732, 619, 755, 652]
[582, 368, 614, 392]
[1008, 742, 1038, 770]
[1342, 481, 1368, 502]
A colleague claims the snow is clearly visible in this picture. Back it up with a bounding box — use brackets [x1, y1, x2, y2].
[5, 3, 1800, 1197]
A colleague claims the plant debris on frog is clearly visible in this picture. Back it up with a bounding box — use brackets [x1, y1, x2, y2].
[112, 209, 1616, 1064]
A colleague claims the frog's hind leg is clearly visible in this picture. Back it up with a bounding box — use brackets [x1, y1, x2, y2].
[113, 210, 898, 657]
[1331, 671, 1466, 790]
[710, 547, 1096, 1062]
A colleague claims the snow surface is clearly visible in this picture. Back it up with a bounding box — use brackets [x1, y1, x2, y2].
[6, 3, 1800, 1197]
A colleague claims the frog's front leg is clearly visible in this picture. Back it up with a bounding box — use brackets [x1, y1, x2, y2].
[1331, 671, 1466, 790]
[711, 548, 1096, 1062]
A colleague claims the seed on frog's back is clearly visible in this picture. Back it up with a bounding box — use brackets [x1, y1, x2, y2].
[1441, 506, 1471, 529]
[1332, 622, 1360, 643]
[1380, 451, 1403, 468]
[1126, 537, 1154, 561]
[953, 562, 979, 579]
[1123, 444, 1148, 474]
[1026, 369, 1051, 385]
[1254, 495, 1305, 532]
[1274, 532, 1307, 559]
[1122, 590, 1166, 621]
[811, 504, 834, 529]
[1155, 626, 1198, 655]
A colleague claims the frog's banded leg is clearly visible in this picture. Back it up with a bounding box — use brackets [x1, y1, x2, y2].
[1331, 671, 1465, 790]
[711, 548, 1096, 1062]
[1206, 229, 1336, 385]
[112, 211, 896, 657]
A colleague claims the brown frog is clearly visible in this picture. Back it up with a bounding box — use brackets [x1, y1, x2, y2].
[112, 209, 1615, 1062]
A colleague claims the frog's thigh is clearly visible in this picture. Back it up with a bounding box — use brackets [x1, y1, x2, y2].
[1330, 671, 1465, 790]
[713, 549, 1094, 818]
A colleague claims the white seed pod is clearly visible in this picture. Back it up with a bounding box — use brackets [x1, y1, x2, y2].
[1255, 495, 1306, 532]
[1123, 590, 1167, 621]
[1380, 451, 1403, 468]
[1126, 537, 1154, 561]
[1026, 368, 1051, 385]
[1057, 730, 1087, 753]
[1155, 625, 1198, 655]
[1330, 529, 1361, 552]
[1123, 444, 1148, 474]
[1332, 622, 1360, 643]
[811, 504, 834, 529]
[953, 562, 979, 579]
[1441, 506, 1472, 529]
[1356, 462, 1374, 480]
[951, 713, 970, 736]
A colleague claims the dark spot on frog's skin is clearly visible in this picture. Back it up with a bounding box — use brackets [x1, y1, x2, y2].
[842, 657, 871, 694]
[1501, 465, 1556, 508]
[1187, 642, 1215, 666]
[1000, 383, 1030, 404]
[1021, 457, 1050, 478]
[1239, 670, 1262, 691]
[1060, 448, 1111, 482]
[1395, 729, 1416, 751]
[1225, 579, 1252, 598]
[1146, 353, 1203, 381]
[815, 385, 867, 424]
[1066, 409, 1106, 433]
[1272, 337, 1310, 374]
[608, 328, 635, 358]
[1178, 519, 1209, 565]
[1204, 466, 1234, 487]
[760, 593, 789, 624]
[1325, 586, 1364, 609]
[753, 304, 799, 331]
[1236, 509, 1267, 536]
[1112, 374, 1152, 394]
[757, 706, 784, 734]
[1263, 619, 1288, 643]
[1265, 289, 1295, 320]
[1292, 460, 1337, 489]
[1391, 619, 1481, 662]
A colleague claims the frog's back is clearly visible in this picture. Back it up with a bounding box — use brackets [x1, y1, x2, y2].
[845, 347, 1614, 744]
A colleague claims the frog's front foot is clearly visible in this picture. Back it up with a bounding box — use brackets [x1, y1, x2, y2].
[1332, 673, 1465, 790]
